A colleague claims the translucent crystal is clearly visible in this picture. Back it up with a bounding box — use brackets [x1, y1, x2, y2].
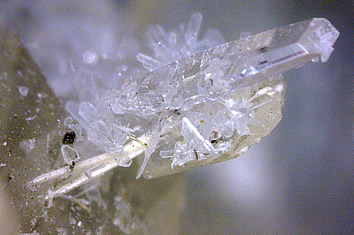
[20, 138, 36, 151]
[139, 18, 340, 178]
[29, 18, 339, 197]
[74, 69, 99, 103]
[78, 101, 97, 123]
[61, 145, 80, 165]
[64, 117, 84, 142]
[113, 196, 140, 234]
[17, 86, 29, 96]
[138, 12, 225, 71]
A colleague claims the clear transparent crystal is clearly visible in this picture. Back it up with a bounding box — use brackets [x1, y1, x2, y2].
[61, 145, 80, 165]
[139, 17, 339, 178]
[29, 18, 339, 197]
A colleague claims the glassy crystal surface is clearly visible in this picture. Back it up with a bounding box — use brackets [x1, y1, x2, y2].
[61, 145, 80, 165]
[29, 17, 339, 198]
[135, 18, 339, 178]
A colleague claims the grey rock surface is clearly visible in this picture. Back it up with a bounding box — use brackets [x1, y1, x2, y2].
[0, 29, 185, 234]
[0, 28, 66, 232]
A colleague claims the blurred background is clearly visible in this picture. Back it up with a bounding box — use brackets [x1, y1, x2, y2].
[0, 0, 352, 233]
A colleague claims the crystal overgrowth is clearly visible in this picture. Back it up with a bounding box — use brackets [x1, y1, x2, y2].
[29, 17, 339, 197]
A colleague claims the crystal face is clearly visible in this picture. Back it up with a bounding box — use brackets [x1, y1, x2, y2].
[136, 17, 339, 178]
[29, 17, 339, 197]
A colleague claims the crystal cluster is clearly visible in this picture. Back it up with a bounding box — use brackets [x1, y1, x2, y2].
[137, 13, 225, 71]
[140, 17, 339, 178]
[64, 13, 227, 174]
[30, 16, 339, 198]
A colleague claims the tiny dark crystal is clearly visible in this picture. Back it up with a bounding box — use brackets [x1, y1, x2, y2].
[62, 131, 76, 145]
[258, 46, 268, 53]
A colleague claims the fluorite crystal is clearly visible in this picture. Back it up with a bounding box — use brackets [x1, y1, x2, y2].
[30, 17, 339, 198]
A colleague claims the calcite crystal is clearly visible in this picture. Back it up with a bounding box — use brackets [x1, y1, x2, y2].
[30, 17, 339, 199]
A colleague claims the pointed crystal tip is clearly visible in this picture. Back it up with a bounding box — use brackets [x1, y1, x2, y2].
[140, 18, 340, 178]
[299, 18, 340, 62]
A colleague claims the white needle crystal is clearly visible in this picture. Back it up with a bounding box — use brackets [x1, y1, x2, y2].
[29, 17, 339, 198]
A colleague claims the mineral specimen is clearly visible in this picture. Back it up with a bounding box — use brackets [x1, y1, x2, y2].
[29, 17, 339, 199]
[0, 28, 186, 234]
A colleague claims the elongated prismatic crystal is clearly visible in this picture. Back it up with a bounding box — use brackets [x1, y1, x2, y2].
[29, 18, 339, 199]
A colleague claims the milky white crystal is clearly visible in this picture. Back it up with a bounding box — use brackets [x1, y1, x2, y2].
[29, 17, 339, 198]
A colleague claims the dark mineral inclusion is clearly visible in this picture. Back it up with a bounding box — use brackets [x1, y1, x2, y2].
[0, 29, 185, 234]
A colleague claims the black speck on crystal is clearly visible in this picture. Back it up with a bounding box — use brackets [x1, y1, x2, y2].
[62, 130, 76, 145]
[258, 47, 268, 53]
[174, 109, 181, 115]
